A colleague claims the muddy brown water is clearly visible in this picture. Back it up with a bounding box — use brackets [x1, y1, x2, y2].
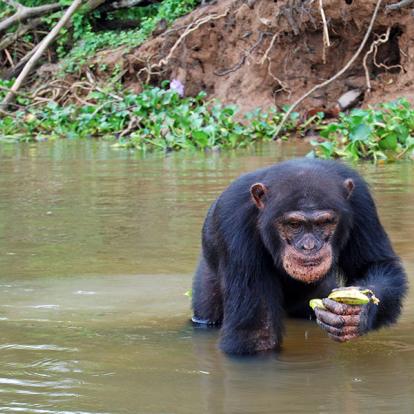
[0, 140, 413, 414]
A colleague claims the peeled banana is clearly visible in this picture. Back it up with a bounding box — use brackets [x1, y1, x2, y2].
[309, 287, 380, 311]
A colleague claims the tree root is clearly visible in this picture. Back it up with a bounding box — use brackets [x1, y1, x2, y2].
[214, 31, 272, 76]
[272, 0, 384, 140]
[363, 27, 390, 93]
[137, 9, 229, 82]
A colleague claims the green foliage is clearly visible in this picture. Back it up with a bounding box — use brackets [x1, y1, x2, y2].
[1, 0, 199, 70]
[310, 99, 414, 162]
[0, 85, 303, 150]
[62, 0, 199, 71]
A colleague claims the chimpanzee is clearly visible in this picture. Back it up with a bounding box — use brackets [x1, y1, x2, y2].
[192, 158, 407, 355]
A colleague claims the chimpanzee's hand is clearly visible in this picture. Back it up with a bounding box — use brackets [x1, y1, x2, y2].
[314, 298, 372, 342]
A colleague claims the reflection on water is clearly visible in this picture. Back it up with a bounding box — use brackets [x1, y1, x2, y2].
[0, 141, 413, 413]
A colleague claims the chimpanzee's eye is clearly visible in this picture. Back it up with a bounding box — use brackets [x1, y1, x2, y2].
[320, 218, 335, 226]
[287, 221, 302, 231]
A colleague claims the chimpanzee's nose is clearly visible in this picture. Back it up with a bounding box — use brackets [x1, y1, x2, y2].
[300, 235, 317, 251]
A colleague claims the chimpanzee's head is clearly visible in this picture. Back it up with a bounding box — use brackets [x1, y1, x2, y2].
[250, 166, 354, 283]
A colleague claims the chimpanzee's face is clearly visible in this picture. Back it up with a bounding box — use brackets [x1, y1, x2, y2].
[250, 175, 354, 284]
[275, 210, 338, 283]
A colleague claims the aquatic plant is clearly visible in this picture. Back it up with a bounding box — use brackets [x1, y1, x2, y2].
[0, 84, 300, 150]
[1, 80, 413, 162]
[310, 99, 414, 162]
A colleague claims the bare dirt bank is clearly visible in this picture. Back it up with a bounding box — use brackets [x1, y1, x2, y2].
[114, 0, 414, 114]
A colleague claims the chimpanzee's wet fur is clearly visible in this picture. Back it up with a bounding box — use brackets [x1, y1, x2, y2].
[192, 159, 407, 354]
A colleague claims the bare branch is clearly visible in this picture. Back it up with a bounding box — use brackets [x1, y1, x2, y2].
[3, 43, 40, 79]
[1, 0, 84, 111]
[3, 0, 24, 9]
[0, 18, 43, 51]
[83, 0, 107, 11]
[0, 1, 63, 33]
[272, 0, 383, 139]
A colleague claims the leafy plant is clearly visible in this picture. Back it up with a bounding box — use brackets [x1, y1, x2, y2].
[310, 99, 414, 162]
[0, 85, 300, 151]
[61, 0, 199, 72]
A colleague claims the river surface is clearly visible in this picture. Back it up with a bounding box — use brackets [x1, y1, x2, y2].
[0, 141, 413, 414]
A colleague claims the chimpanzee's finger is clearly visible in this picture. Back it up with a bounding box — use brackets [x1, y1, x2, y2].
[317, 319, 359, 336]
[328, 333, 359, 343]
[322, 298, 362, 315]
[314, 308, 345, 328]
[340, 314, 360, 326]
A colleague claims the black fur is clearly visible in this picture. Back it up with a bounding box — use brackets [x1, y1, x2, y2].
[192, 158, 408, 355]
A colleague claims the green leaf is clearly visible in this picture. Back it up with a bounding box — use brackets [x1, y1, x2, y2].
[192, 130, 209, 147]
[379, 133, 398, 150]
[349, 124, 372, 142]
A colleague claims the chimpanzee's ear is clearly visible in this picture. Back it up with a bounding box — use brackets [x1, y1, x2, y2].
[343, 178, 354, 199]
[250, 183, 268, 209]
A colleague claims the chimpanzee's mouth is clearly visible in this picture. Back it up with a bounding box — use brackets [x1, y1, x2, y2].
[300, 255, 323, 267]
[282, 245, 333, 283]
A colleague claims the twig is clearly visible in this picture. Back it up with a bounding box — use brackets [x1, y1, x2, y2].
[119, 116, 139, 138]
[0, 84, 29, 97]
[319, 0, 330, 64]
[272, 0, 383, 139]
[4, 48, 14, 67]
[0, 17, 43, 51]
[260, 32, 278, 65]
[256, 33, 290, 96]
[0, 0, 84, 111]
[3, 35, 42, 80]
[267, 60, 291, 96]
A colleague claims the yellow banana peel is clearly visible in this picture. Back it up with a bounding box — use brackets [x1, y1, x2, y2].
[309, 299, 326, 310]
[309, 287, 380, 311]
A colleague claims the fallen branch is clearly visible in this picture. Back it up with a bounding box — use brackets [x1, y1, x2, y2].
[3, 43, 41, 80]
[0, 0, 84, 111]
[0, 17, 43, 51]
[0, 84, 29, 98]
[272, 0, 383, 139]
[0, 0, 63, 33]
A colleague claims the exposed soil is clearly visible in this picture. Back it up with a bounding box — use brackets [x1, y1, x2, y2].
[97, 0, 411, 115]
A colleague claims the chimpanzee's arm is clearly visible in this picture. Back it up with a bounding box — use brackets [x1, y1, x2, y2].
[315, 178, 407, 341]
[316, 258, 407, 342]
[351, 259, 407, 330]
[340, 179, 408, 331]
[219, 259, 285, 355]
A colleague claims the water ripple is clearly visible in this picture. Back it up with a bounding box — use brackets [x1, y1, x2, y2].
[0, 344, 78, 352]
